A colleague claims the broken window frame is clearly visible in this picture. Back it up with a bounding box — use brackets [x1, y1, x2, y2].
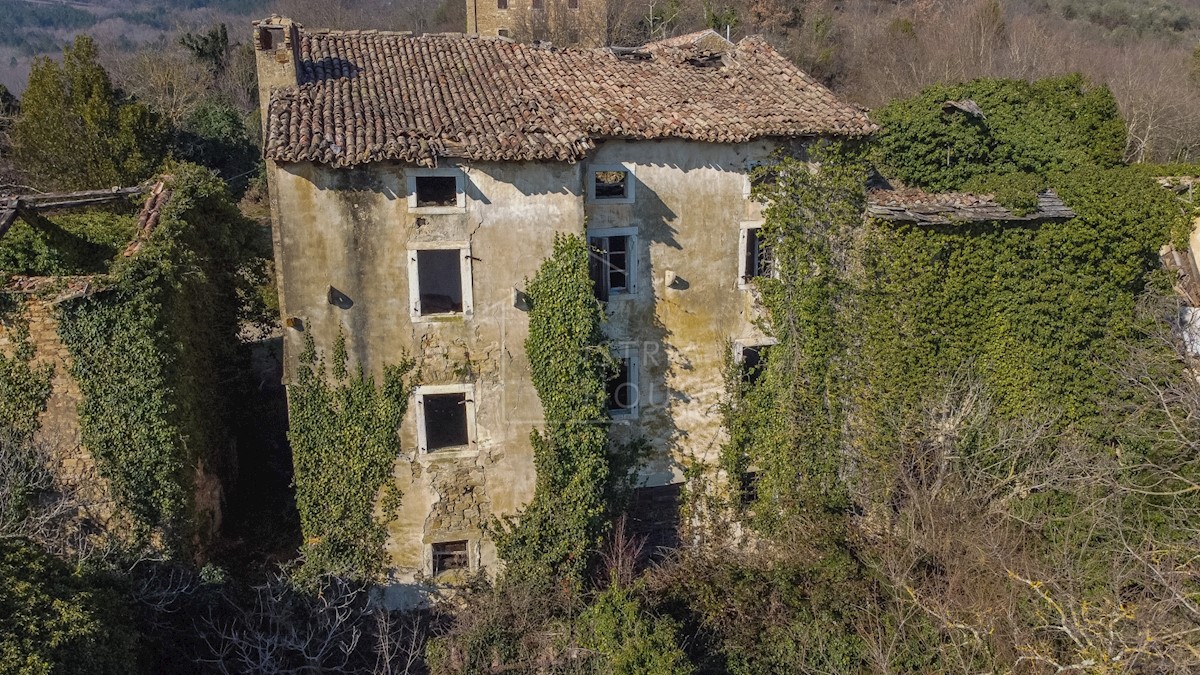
[415, 383, 478, 455]
[431, 540, 471, 575]
[606, 348, 640, 418]
[587, 226, 638, 302]
[407, 167, 466, 212]
[738, 221, 775, 289]
[408, 242, 474, 320]
[587, 164, 635, 204]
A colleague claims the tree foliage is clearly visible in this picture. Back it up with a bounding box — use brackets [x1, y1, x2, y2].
[9, 36, 167, 191]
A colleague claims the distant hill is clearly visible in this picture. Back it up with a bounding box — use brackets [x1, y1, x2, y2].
[0, 0, 271, 91]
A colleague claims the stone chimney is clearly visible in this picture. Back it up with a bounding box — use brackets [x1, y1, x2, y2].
[252, 16, 302, 140]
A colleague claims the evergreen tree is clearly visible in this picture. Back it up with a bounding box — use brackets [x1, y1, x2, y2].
[10, 36, 167, 191]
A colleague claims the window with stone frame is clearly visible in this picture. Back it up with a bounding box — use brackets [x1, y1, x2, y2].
[408, 245, 474, 318]
[738, 222, 773, 288]
[587, 164, 635, 203]
[432, 540, 469, 574]
[415, 384, 476, 454]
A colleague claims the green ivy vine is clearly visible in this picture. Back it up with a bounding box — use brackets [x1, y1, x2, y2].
[494, 233, 615, 584]
[287, 329, 415, 582]
[0, 303, 53, 448]
[721, 142, 866, 531]
[52, 163, 254, 552]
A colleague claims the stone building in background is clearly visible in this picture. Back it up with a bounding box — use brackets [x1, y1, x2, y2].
[466, 0, 609, 45]
[252, 15, 874, 597]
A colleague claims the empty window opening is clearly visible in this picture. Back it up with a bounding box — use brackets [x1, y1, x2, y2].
[742, 226, 773, 284]
[497, 0, 508, 8]
[607, 357, 638, 414]
[594, 170, 629, 199]
[739, 471, 759, 507]
[498, 28, 511, 37]
[414, 176, 458, 207]
[740, 344, 771, 385]
[416, 250, 463, 315]
[589, 233, 632, 301]
[258, 26, 285, 50]
[433, 540, 469, 574]
[423, 392, 469, 450]
[568, 0, 579, 8]
[531, 0, 544, 8]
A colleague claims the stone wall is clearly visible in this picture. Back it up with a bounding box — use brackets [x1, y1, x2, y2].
[466, 0, 609, 45]
[0, 299, 117, 534]
[0, 298, 223, 556]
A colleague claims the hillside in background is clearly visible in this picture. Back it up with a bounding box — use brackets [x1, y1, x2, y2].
[3, 0, 1200, 160]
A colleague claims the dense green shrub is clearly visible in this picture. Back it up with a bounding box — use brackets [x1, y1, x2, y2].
[0, 211, 137, 277]
[0, 540, 138, 675]
[577, 582, 693, 675]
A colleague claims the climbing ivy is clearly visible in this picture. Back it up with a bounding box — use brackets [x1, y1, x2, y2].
[287, 330, 415, 582]
[53, 163, 253, 551]
[871, 74, 1125, 192]
[494, 233, 615, 584]
[721, 142, 866, 530]
[0, 305, 53, 448]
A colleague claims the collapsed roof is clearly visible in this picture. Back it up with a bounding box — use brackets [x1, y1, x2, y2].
[260, 18, 876, 168]
[866, 189, 1075, 224]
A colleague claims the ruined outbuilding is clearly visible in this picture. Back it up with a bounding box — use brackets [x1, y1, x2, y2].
[252, 15, 875, 593]
[0, 181, 228, 556]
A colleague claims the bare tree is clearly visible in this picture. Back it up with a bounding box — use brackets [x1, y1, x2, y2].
[201, 574, 368, 674]
[0, 431, 112, 562]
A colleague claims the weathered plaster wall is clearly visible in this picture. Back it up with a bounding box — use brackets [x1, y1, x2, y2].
[587, 138, 777, 487]
[268, 159, 584, 584]
[269, 138, 782, 588]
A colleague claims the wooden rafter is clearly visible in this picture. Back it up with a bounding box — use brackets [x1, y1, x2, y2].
[0, 186, 145, 240]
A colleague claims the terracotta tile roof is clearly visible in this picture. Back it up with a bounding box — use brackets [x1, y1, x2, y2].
[263, 24, 876, 168]
[866, 189, 1075, 224]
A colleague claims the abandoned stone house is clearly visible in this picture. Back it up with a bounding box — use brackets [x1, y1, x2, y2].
[252, 15, 881, 589]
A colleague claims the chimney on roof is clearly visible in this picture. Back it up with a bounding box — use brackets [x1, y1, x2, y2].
[252, 16, 303, 139]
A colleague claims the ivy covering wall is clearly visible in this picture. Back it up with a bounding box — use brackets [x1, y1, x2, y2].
[50, 163, 253, 552]
[708, 76, 1193, 671]
[494, 233, 615, 583]
[287, 330, 415, 582]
